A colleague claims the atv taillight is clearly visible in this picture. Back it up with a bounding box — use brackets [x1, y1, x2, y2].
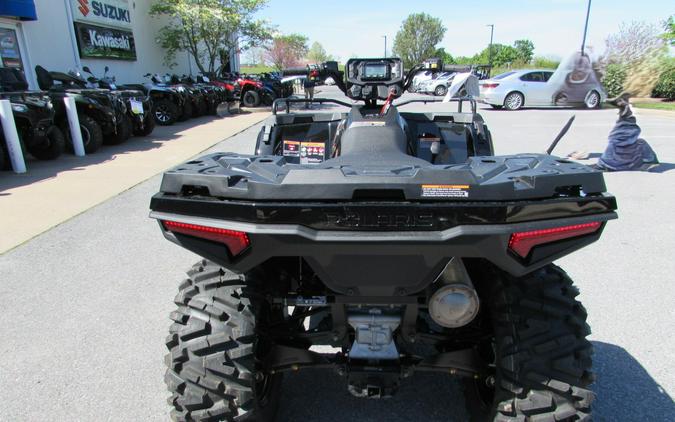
[162, 221, 250, 256]
[508, 222, 602, 258]
[481, 83, 499, 89]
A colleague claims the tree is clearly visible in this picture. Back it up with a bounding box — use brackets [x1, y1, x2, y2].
[602, 21, 668, 96]
[433, 47, 455, 65]
[392, 13, 446, 69]
[307, 41, 333, 63]
[513, 39, 534, 64]
[604, 21, 664, 65]
[150, 0, 271, 74]
[265, 34, 309, 70]
[663, 15, 674, 46]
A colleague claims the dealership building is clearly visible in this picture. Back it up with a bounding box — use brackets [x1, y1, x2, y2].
[0, 0, 240, 89]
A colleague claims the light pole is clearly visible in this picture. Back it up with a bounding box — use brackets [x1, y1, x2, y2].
[580, 0, 592, 54]
[382, 35, 387, 57]
[486, 24, 494, 74]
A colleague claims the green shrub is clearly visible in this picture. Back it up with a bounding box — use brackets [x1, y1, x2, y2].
[652, 63, 675, 100]
[532, 56, 560, 69]
[602, 64, 627, 97]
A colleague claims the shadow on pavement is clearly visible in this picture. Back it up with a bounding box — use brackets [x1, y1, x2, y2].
[0, 115, 229, 194]
[592, 341, 674, 421]
[276, 369, 467, 422]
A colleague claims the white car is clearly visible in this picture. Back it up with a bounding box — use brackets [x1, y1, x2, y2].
[418, 72, 457, 96]
[409, 70, 435, 92]
[480, 59, 606, 110]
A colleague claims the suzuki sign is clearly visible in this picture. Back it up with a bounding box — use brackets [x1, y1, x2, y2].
[71, 0, 132, 29]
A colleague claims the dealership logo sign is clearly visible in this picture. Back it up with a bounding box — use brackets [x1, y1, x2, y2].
[88, 29, 131, 50]
[72, 0, 131, 28]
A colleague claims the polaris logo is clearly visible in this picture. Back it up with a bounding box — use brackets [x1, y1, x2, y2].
[324, 212, 434, 229]
[88, 29, 131, 50]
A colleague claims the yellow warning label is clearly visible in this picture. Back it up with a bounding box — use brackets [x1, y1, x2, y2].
[421, 184, 470, 198]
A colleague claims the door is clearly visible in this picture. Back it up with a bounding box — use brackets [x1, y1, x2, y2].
[0, 20, 36, 89]
[518, 71, 550, 106]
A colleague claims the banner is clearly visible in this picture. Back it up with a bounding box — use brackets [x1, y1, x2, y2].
[74, 22, 136, 61]
[71, 0, 131, 29]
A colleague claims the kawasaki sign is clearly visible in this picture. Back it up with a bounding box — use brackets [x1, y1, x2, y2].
[72, 0, 132, 29]
[75, 22, 136, 60]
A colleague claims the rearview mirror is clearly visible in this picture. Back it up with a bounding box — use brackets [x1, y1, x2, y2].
[82, 66, 92, 74]
[104, 66, 109, 73]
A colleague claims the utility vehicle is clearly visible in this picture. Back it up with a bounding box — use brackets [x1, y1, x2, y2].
[150, 57, 616, 421]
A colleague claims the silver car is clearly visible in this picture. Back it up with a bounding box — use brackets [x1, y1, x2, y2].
[418, 72, 456, 96]
[479, 66, 605, 110]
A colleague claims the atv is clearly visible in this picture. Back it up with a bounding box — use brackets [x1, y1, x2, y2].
[35, 65, 129, 152]
[0, 67, 65, 168]
[121, 74, 185, 126]
[150, 57, 616, 421]
[81, 66, 155, 137]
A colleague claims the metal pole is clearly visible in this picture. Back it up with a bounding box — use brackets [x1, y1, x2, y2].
[64, 97, 86, 157]
[382, 35, 387, 57]
[0, 99, 27, 173]
[580, 0, 592, 54]
[486, 24, 494, 70]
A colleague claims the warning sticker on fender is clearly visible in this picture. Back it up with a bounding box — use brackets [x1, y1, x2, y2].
[282, 140, 301, 157]
[421, 184, 470, 198]
[300, 142, 325, 164]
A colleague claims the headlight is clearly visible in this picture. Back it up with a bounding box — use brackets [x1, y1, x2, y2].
[11, 104, 28, 113]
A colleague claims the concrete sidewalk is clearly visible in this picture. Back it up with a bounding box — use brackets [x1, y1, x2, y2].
[0, 111, 269, 253]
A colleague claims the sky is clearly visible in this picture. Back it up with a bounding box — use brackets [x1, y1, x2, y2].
[253, 0, 672, 63]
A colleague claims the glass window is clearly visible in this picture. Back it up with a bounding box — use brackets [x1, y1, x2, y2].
[520, 72, 545, 82]
[0, 28, 24, 70]
[492, 71, 516, 80]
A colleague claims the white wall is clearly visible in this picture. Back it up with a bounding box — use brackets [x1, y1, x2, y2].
[17, 0, 237, 87]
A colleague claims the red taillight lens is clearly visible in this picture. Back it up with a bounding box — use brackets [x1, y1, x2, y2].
[508, 222, 602, 258]
[162, 220, 250, 256]
[481, 83, 499, 89]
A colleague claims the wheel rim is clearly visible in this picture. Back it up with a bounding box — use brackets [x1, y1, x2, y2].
[505, 93, 523, 109]
[155, 105, 171, 122]
[435, 86, 446, 96]
[585, 92, 599, 108]
[80, 124, 91, 146]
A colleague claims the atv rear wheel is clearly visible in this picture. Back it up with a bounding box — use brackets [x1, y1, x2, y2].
[28, 126, 65, 160]
[165, 260, 282, 422]
[464, 263, 594, 421]
[242, 90, 260, 108]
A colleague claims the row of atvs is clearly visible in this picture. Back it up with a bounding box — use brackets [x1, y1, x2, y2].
[0, 66, 293, 170]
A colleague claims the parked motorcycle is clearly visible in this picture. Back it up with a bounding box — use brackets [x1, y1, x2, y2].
[82, 66, 155, 137]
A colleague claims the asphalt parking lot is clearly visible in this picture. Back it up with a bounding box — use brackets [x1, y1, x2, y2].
[1, 87, 674, 421]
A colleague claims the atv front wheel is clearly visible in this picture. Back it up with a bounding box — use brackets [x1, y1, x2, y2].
[28, 126, 65, 160]
[153, 99, 178, 126]
[134, 113, 156, 136]
[464, 263, 594, 421]
[75, 115, 104, 154]
[104, 115, 132, 145]
[165, 260, 282, 422]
